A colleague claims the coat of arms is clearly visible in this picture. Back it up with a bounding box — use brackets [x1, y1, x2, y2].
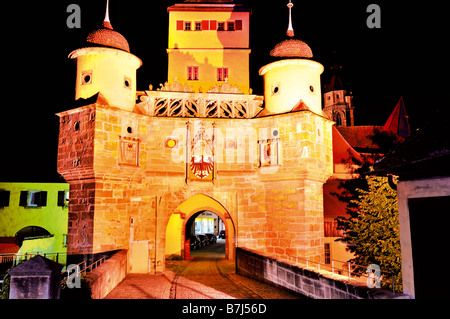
[188, 122, 215, 181]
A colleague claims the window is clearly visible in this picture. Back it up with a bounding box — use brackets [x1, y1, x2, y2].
[176, 20, 184, 31]
[235, 20, 243, 31]
[187, 66, 199, 81]
[124, 76, 131, 89]
[81, 70, 92, 85]
[58, 191, 69, 208]
[19, 191, 47, 208]
[217, 68, 228, 81]
[271, 83, 280, 95]
[324, 243, 331, 264]
[217, 22, 225, 31]
[184, 21, 191, 31]
[335, 113, 343, 127]
[258, 138, 280, 167]
[195, 22, 202, 31]
[227, 22, 235, 31]
[0, 190, 10, 207]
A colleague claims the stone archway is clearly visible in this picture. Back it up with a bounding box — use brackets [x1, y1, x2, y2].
[165, 194, 235, 261]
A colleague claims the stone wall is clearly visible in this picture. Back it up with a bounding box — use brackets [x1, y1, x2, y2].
[57, 102, 333, 272]
[236, 247, 410, 299]
[86, 249, 127, 299]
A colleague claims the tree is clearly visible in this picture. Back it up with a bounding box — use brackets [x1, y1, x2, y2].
[337, 174, 402, 292]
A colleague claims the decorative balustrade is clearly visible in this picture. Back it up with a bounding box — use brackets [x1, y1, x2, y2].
[136, 90, 264, 119]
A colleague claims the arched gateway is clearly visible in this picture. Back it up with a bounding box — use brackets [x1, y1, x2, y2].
[165, 194, 235, 260]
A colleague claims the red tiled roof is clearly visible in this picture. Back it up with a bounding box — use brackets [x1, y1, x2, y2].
[337, 126, 384, 151]
[332, 126, 363, 164]
[87, 21, 130, 52]
[270, 39, 313, 58]
[0, 238, 20, 254]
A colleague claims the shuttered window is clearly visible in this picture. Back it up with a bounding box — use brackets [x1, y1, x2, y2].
[235, 20, 243, 31]
[19, 191, 47, 208]
[176, 20, 184, 31]
[202, 20, 209, 30]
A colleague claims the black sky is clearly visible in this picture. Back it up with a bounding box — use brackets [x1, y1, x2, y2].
[0, 0, 448, 182]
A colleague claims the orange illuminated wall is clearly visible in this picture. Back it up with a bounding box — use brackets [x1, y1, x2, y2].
[167, 2, 251, 93]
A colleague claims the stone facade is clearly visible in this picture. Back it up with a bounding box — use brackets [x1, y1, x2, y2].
[57, 97, 333, 273]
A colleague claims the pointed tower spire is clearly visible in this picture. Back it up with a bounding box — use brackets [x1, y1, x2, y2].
[102, 0, 113, 30]
[286, 0, 295, 37]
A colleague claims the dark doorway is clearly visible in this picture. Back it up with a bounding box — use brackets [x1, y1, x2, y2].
[408, 196, 450, 299]
[15, 226, 51, 247]
[185, 211, 225, 259]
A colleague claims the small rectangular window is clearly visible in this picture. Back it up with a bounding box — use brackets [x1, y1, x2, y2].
[235, 20, 243, 31]
[217, 22, 225, 31]
[227, 22, 235, 31]
[20, 191, 47, 208]
[0, 190, 10, 207]
[217, 68, 229, 81]
[176, 20, 184, 31]
[187, 66, 199, 81]
[184, 21, 191, 31]
[58, 191, 69, 207]
[324, 243, 331, 264]
[195, 22, 202, 31]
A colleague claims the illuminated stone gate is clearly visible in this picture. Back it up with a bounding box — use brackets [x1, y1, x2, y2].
[57, 0, 333, 274]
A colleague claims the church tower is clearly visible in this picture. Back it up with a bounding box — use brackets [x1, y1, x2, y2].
[69, 0, 142, 111]
[167, 0, 251, 93]
[323, 64, 354, 127]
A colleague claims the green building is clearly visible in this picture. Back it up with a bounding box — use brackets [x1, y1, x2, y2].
[0, 182, 69, 264]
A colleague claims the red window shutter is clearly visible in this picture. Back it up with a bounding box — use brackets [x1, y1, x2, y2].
[177, 20, 184, 30]
[210, 20, 217, 30]
[235, 20, 243, 31]
[187, 66, 192, 80]
[217, 68, 222, 81]
[223, 68, 229, 80]
[202, 20, 209, 30]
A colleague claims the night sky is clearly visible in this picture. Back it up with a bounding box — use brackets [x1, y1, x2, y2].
[1, 0, 447, 182]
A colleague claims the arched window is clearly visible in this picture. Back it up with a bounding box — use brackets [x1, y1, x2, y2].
[335, 112, 343, 126]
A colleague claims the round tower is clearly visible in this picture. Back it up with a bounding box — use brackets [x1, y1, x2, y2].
[259, 1, 324, 116]
[69, 1, 142, 111]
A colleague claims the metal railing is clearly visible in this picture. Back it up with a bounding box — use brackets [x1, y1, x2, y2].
[287, 255, 396, 293]
[0, 252, 67, 267]
[60, 256, 106, 285]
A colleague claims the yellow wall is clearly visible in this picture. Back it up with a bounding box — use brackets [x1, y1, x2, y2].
[167, 5, 251, 93]
[69, 47, 142, 111]
[167, 49, 250, 93]
[0, 182, 69, 254]
[259, 59, 324, 115]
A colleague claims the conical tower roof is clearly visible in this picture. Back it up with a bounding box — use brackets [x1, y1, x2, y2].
[86, 0, 130, 52]
[270, 1, 313, 58]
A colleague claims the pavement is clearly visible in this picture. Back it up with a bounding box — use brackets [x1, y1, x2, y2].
[105, 242, 305, 299]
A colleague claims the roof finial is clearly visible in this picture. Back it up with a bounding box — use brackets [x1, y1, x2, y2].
[103, 0, 113, 29]
[287, 0, 294, 37]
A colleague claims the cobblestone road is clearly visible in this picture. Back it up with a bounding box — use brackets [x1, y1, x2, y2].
[106, 242, 304, 299]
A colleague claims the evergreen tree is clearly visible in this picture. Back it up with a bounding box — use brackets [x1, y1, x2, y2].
[337, 174, 402, 292]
